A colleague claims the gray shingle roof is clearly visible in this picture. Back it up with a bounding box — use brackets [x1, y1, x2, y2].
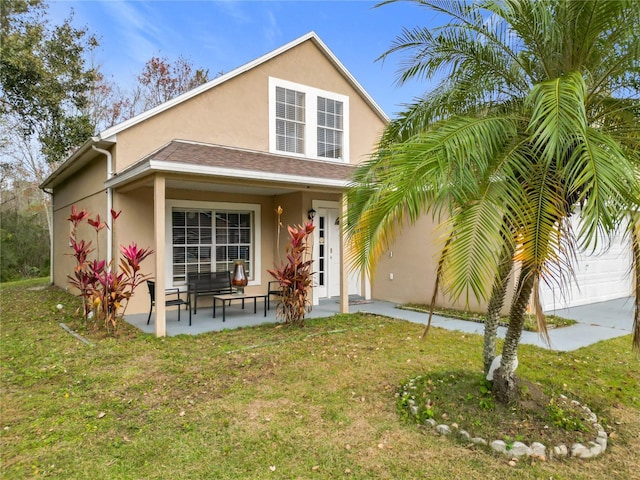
[142, 140, 356, 182]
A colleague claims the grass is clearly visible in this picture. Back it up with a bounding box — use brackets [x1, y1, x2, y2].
[1, 279, 638, 479]
[400, 304, 577, 331]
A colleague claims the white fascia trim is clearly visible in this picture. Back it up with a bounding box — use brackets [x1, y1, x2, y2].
[104, 159, 350, 190]
[310, 34, 389, 123]
[40, 137, 111, 189]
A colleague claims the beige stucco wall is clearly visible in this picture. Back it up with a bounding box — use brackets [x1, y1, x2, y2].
[371, 214, 513, 314]
[113, 39, 385, 171]
[52, 155, 107, 211]
[51, 156, 109, 290]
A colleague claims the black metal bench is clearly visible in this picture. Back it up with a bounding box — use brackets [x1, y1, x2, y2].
[187, 271, 234, 314]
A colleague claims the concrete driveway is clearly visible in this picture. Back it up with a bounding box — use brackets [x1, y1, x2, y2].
[535, 296, 635, 351]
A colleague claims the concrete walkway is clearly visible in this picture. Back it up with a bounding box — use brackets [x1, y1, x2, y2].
[125, 296, 635, 352]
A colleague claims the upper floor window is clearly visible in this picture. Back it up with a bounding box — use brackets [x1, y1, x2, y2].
[317, 96, 343, 159]
[269, 77, 349, 162]
[275, 87, 305, 154]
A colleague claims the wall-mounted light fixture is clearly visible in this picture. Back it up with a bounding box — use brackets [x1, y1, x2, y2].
[307, 208, 316, 222]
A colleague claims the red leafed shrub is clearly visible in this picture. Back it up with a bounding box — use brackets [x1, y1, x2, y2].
[67, 206, 152, 333]
[268, 217, 315, 327]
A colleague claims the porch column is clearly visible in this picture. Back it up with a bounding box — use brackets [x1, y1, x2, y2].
[154, 174, 167, 337]
[339, 193, 349, 314]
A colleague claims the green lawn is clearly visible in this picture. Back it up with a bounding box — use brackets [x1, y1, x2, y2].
[1, 279, 638, 479]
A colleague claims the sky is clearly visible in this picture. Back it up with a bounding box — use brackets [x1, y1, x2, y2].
[47, 0, 448, 118]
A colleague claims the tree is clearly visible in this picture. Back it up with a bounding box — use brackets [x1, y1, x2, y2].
[347, 0, 640, 403]
[0, 176, 50, 281]
[1, 0, 99, 275]
[114, 55, 210, 122]
[1, 0, 97, 164]
[84, 55, 211, 131]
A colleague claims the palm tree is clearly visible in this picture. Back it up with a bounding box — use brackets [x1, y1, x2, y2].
[347, 0, 640, 402]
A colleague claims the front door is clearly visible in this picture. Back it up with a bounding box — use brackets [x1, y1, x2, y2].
[314, 207, 340, 299]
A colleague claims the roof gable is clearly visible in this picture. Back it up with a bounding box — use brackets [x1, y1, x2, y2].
[96, 32, 387, 142]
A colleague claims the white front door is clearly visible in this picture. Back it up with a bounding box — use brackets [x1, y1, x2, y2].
[314, 208, 341, 299]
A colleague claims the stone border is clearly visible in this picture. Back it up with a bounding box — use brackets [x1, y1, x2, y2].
[402, 379, 608, 461]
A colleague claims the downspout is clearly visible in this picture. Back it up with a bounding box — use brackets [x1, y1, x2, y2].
[91, 144, 114, 265]
[43, 187, 54, 285]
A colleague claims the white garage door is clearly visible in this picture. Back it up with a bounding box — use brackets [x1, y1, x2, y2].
[540, 219, 632, 311]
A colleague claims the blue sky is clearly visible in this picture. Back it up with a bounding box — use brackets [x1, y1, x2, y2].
[48, 0, 447, 118]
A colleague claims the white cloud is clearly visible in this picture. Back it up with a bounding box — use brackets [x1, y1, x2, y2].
[101, 1, 182, 64]
[263, 9, 282, 46]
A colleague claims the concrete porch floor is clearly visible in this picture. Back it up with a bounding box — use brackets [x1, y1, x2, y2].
[125, 296, 373, 336]
[124, 296, 635, 352]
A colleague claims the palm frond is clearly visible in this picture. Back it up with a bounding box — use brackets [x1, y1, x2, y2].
[568, 128, 637, 249]
[526, 71, 588, 167]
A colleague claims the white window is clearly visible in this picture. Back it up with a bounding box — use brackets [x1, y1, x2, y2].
[275, 87, 305, 154]
[171, 209, 213, 283]
[269, 77, 349, 161]
[317, 96, 343, 159]
[166, 201, 261, 286]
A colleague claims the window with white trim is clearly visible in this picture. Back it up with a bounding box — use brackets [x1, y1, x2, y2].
[171, 208, 254, 284]
[317, 96, 343, 159]
[269, 77, 349, 161]
[275, 87, 305, 154]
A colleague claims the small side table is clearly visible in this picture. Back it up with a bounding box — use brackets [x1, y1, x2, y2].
[213, 293, 268, 322]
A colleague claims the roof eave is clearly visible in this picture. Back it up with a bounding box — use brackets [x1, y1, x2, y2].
[105, 159, 351, 191]
[40, 137, 116, 190]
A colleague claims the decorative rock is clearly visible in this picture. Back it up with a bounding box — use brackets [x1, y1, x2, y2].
[588, 441, 602, 456]
[401, 374, 609, 462]
[491, 440, 508, 454]
[509, 441, 533, 457]
[571, 443, 592, 458]
[595, 434, 607, 452]
[436, 424, 451, 435]
[531, 442, 547, 458]
[553, 444, 568, 457]
[582, 409, 597, 423]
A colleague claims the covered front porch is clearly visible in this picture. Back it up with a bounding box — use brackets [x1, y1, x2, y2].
[107, 140, 366, 337]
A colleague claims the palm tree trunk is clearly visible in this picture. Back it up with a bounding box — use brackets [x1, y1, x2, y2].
[483, 245, 514, 374]
[493, 267, 535, 404]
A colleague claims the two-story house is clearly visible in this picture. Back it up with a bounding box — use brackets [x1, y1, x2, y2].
[41, 32, 388, 336]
